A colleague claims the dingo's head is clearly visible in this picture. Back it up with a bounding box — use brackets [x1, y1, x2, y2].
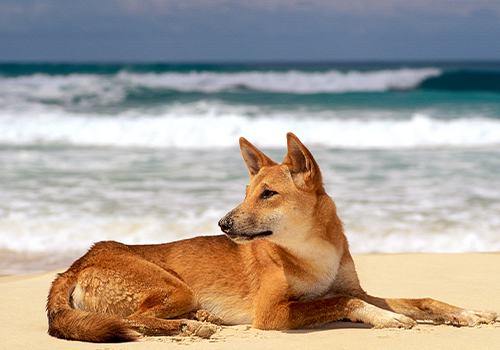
[219, 133, 335, 247]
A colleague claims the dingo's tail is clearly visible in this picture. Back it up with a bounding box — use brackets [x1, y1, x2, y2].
[46, 271, 139, 342]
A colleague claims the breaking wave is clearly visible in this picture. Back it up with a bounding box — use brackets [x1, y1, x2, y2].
[1, 109, 499, 149]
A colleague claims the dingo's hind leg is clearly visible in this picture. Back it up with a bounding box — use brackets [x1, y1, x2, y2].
[72, 251, 221, 339]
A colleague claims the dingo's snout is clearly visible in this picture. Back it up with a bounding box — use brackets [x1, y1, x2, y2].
[219, 210, 273, 242]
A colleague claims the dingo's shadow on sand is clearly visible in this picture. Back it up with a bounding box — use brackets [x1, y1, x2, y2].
[282, 321, 371, 335]
[281, 319, 448, 335]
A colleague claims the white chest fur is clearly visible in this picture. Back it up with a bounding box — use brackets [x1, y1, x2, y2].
[284, 238, 342, 300]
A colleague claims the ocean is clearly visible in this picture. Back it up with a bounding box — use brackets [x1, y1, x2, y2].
[1, 61, 499, 275]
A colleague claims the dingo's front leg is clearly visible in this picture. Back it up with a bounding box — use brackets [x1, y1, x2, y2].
[347, 301, 416, 329]
[253, 295, 416, 330]
[362, 296, 498, 327]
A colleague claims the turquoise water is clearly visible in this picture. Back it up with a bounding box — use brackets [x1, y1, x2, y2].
[0, 62, 499, 274]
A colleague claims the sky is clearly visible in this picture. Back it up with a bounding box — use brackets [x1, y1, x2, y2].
[0, 0, 499, 62]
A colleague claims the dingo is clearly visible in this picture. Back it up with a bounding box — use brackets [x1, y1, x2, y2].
[47, 133, 497, 342]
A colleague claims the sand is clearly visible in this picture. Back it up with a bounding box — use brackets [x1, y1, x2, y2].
[2, 253, 499, 350]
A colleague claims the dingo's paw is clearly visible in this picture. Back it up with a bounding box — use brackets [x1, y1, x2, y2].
[440, 310, 498, 327]
[181, 320, 219, 339]
[190, 309, 224, 325]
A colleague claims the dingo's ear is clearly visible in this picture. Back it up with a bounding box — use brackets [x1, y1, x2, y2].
[283, 133, 323, 191]
[239, 137, 278, 178]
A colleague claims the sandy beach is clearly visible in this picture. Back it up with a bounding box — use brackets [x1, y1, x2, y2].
[2, 252, 499, 350]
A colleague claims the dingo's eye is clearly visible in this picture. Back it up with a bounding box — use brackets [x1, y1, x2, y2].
[262, 189, 278, 199]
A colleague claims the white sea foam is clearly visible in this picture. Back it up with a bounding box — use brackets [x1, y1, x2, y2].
[0, 214, 221, 254]
[0, 108, 499, 149]
[1, 134, 499, 274]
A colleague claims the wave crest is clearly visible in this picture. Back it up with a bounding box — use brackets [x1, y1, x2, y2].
[0, 68, 442, 109]
[116, 68, 442, 93]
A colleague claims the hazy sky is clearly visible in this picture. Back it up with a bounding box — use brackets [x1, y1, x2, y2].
[1, 0, 499, 62]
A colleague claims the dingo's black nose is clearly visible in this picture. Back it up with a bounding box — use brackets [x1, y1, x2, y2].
[218, 216, 233, 233]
